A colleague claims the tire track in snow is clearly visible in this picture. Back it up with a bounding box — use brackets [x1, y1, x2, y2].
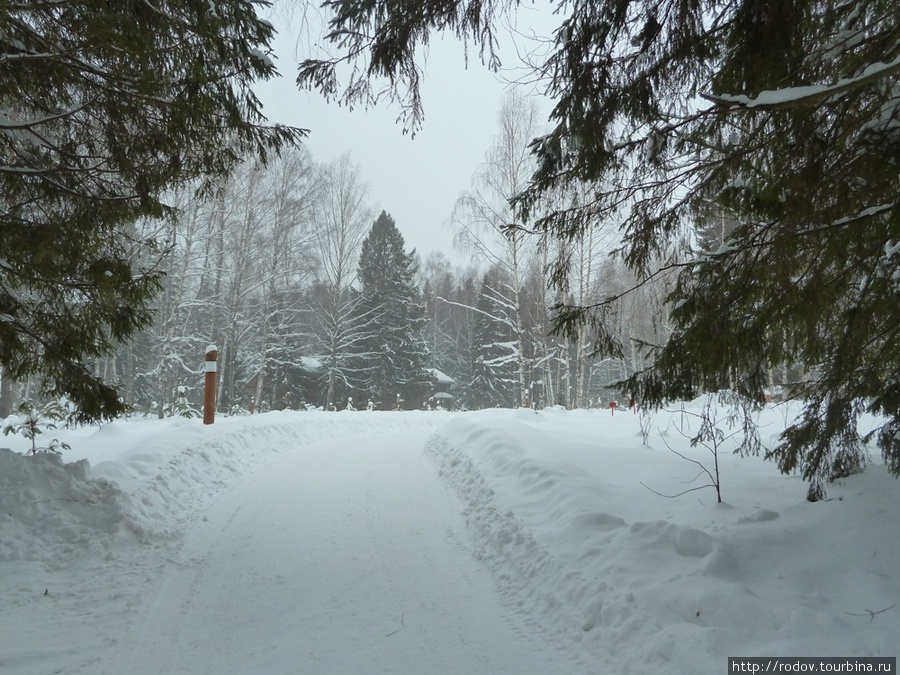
[113, 428, 578, 674]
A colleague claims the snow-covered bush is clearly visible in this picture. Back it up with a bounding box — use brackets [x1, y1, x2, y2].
[166, 386, 200, 419]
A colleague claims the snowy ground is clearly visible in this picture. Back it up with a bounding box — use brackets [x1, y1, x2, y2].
[1, 403, 898, 674]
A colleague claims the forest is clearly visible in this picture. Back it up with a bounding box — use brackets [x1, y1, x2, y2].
[0, 103, 672, 417]
[2, 0, 897, 499]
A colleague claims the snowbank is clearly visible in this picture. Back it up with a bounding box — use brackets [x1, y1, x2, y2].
[0, 448, 135, 567]
[0, 410, 444, 564]
[425, 405, 900, 671]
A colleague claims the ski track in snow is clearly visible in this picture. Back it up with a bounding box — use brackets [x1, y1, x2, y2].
[424, 408, 900, 672]
[114, 431, 575, 674]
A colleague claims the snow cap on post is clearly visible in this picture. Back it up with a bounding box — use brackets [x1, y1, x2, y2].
[204, 345, 218, 372]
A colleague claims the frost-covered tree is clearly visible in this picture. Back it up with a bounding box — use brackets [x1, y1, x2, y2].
[356, 211, 429, 409]
[245, 148, 318, 410]
[115, 149, 317, 416]
[0, 0, 303, 421]
[452, 91, 541, 407]
[443, 270, 480, 408]
[468, 273, 518, 408]
[310, 154, 373, 409]
[140, 189, 220, 418]
[416, 260, 486, 408]
[419, 253, 464, 374]
[298, 0, 900, 498]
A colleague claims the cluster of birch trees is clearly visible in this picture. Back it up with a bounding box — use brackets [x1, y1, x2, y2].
[422, 92, 674, 410]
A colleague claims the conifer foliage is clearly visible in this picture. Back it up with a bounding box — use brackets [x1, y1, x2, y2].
[0, 0, 303, 421]
[299, 0, 900, 497]
[355, 212, 429, 409]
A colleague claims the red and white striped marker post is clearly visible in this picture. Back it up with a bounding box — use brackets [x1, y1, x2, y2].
[203, 345, 218, 425]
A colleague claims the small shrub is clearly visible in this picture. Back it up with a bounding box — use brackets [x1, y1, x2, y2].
[2, 399, 73, 455]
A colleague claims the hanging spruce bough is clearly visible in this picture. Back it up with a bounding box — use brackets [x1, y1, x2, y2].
[0, 0, 305, 422]
[298, 0, 900, 499]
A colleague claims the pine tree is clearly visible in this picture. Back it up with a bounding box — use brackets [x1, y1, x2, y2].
[299, 0, 900, 498]
[0, 0, 303, 421]
[356, 212, 429, 409]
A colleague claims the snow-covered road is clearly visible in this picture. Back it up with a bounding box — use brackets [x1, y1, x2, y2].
[4, 406, 898, 674]
[114, 430, 575, 674]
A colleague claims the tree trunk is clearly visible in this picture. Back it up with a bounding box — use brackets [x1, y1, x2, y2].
[0, 369, 16, 417]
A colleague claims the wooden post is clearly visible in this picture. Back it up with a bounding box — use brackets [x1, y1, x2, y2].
[204, 345, 218, 425]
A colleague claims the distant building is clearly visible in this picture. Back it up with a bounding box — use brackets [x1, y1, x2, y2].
[426, 368, 456, 409]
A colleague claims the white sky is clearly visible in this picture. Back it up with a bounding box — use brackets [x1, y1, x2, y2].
[253, 5, 555, 265]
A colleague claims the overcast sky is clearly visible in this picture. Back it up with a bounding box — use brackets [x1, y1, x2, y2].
[253, 5, 554, 266]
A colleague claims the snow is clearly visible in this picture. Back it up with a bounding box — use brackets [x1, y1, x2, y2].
[249, 47, 275, 70]
[1, 403, 898, 673]
[710, 55, 900, 108]
[299, 355, 323, 372]
[427, 367, 456, 385]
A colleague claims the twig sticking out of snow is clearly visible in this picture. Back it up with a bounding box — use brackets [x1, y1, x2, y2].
[385, 612, 405, 637]
[845, 604, 895, 623]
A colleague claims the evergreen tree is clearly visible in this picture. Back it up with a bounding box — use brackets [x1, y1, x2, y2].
[0, 0, 303, 421]
[356, 212, 429, 409]
[299, 0, 900, 498]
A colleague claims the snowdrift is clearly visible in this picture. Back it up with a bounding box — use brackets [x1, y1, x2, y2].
[0, 411, 441, 566]
[425, 406, 900, 672]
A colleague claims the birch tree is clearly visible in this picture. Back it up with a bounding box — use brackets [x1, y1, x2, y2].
[249, 147, 318, 409]
[452, 90, 542, 407]
[309, 154, 373, 409]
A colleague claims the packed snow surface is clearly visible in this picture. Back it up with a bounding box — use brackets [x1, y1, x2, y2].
[1, 403, 898, 673]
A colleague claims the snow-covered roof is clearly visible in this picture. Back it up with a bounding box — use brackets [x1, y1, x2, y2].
[300, 357, 323, 372]
[427, 368, 455, 385]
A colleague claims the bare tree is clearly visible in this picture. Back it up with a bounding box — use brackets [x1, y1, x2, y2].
[310, 154, 373, 409]
[251, 147, 319, 408]
[453, 90, 542, 407]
